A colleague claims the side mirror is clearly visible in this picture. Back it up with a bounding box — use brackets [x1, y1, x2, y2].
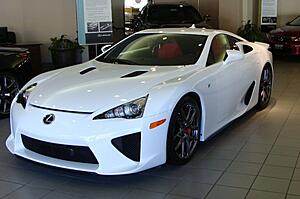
[101, 44, 112, 53]
[224, 50, 244, 65]
[286, 22, 291, 26]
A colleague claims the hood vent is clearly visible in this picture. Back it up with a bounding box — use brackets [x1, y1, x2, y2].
[121, 71, 148, 78]
[80, 67, 96, 75]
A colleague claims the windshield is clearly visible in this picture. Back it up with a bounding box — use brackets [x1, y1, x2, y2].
[289, 16, 300, 26]
[147, 5, 203, 24]
[97, 33, 207, 66]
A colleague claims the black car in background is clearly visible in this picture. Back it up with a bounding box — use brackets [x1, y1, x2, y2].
[131, 3, 211, 32]
[0, 47, 31, 118]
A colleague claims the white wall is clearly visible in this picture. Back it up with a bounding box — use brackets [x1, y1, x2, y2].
[277, 0, 300, 26]
[219, 0, 243, 32]
[0, 0, 78, 64]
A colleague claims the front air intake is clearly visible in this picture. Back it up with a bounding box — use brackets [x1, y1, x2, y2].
[111, 132, 141, 162]
[21, 135, 98, 164]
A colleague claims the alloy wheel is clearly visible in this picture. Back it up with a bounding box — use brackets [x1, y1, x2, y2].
[259, 66, 272, 106]
[170, 99, 200, 162]
[0, 75, 20, 115]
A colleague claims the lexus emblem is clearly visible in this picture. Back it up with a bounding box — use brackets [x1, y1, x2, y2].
[43, 114, 55, 125]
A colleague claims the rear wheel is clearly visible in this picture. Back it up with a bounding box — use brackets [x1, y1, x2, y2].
[167, 96, 201, 165]
[257, 65, 272, 110]
[0, 73, 20, 118]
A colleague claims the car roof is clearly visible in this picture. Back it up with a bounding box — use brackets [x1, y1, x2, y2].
[137, 28, 234, 37]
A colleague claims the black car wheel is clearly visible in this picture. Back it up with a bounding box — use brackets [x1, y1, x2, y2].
[257, 65, 273, 110]
[167, 96, 201, 165]
[0, 73, 20, 118]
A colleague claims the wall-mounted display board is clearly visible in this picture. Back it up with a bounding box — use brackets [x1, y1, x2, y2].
[260, 0, 277, 31]
[76, 0, 113, 45]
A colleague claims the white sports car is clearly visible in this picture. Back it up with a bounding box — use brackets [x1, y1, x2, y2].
[6, 28, 273, 175]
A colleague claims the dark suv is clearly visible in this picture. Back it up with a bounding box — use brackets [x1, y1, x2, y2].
[0, 47, 32, 118]
[131, 3, 211, 32]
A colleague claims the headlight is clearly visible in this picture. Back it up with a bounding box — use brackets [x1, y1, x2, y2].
[16, 83, 37, 108]
[93, 95, 148, 119]
[291, 37, 300, 42]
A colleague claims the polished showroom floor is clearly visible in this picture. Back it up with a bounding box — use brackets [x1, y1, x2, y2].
[0, 57, 300, 199]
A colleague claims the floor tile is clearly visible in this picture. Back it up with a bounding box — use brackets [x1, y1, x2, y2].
[129, 176, 177, 193]
[288, 181, 300, 195]
[186, 159, 231, 171]
[182, 168, 222, 184]
[3, 185, 51, 199]
[170, 182, 212, 199]
[0, 181, 22, 198]
[275, 138, 300, 148]
[42, 191, 84, 199]
[164, 194, 194, 199]
[227, 162, 262, 175]
[123, 189, 165, 199]
[235, 152, 267, 164]
[242, 143, 273, 153]
[204, 149, 238, 160]
[265, 155, 298, 168]
[293, 169, 300, 181]
[246, 190, 285, 199]
[270, 146, 300, 157]
[259, 165, 294, 179]
[205, 185, 248, 199]
[217, 173, 255, 189]
[287, 195, 300, 199]
[252, 176, 290, 193]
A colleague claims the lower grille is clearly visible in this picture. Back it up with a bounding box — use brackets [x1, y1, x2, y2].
[21, 135, 98, 164]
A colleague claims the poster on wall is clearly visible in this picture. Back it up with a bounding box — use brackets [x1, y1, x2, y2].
[76, 0, 113, 45]
[261, 0, 277, 26]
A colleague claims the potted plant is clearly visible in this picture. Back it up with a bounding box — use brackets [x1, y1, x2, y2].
[237, 20, 265, 42]
[49, 35, 84, 68]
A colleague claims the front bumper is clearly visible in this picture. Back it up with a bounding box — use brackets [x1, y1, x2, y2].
[6, 102, 170, 175]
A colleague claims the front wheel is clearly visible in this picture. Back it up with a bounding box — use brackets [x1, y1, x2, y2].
[256, 65, 273, 110]
[0, 73, 20, 118]
[167, 96, 201, 165]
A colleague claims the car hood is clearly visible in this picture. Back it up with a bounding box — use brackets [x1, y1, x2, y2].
[270, 25, 300, 36]
[29, 60, 191, 113]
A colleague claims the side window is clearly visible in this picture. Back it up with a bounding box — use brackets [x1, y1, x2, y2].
[243, 45, 254, 54]
[206, 34, 230, 66]
[227, 35, 242, 51]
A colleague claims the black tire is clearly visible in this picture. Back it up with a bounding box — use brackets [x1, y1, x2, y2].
[0, 73, 20, 118]
[167, 96, 201, 165]
[256, 65, 273, 110]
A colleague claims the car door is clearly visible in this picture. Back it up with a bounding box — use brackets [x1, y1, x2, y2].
[206, 34, 250, 127]
[216, 35, 257, 125]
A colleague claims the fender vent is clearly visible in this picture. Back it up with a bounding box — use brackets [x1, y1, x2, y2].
[80, 67, 96, 75]
[244, 81, 255, 105]
[121, 71, 148, 78]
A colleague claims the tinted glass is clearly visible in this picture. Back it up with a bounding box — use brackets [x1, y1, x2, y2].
[243, 45, 253, 54]
[206, 34, 230, 66]
[147, 5, 203, 24]
[227, 35, 241, 51]
[97, 33, 207, 66]
[290, 16, 300, 26]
